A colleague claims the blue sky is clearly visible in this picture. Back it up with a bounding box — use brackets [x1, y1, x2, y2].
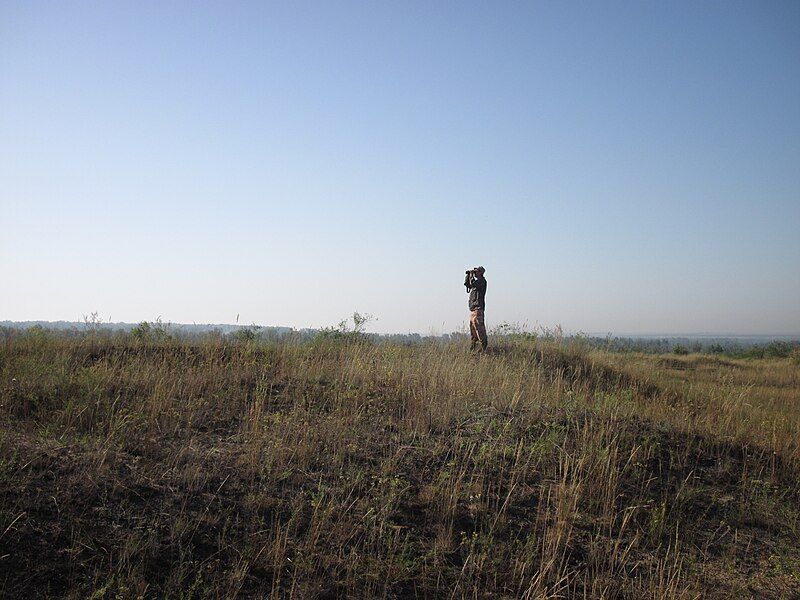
[2, 1, 799, 334]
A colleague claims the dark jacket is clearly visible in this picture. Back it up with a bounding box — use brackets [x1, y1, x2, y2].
[465, 274, 487, 311]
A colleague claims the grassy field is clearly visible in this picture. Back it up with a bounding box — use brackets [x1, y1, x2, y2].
[1, 331, 798, 598]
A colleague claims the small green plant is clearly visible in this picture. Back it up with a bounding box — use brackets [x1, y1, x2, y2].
[315, 311, 375, 342]
[130, 321, 151, 341]
[23, 325, 50, 348]
[233, 325, 260, 342]
[130, 317, 172, 343]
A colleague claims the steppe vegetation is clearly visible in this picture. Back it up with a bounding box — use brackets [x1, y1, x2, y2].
[1, 325, 798, 598]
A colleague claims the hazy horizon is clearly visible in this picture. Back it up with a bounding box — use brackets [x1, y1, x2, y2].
[2, 2, 799, 335]
[3, 318, 799, 340]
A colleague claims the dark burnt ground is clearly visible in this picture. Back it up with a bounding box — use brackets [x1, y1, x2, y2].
[3, 412, 799, 598]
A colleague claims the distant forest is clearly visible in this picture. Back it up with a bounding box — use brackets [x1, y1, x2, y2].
[2, 320, 798, 359]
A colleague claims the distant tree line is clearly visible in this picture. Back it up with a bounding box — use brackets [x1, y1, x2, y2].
[1, 321, 797, 360]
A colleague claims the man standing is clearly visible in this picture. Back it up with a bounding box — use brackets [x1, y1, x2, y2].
[464, 266, 488, 352]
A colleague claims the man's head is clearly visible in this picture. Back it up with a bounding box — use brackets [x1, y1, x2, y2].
[473, 266, 485, 276]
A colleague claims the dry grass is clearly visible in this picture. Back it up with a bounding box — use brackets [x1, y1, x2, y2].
[0, 333, 798, 598]
[601, 351, 800, 467]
